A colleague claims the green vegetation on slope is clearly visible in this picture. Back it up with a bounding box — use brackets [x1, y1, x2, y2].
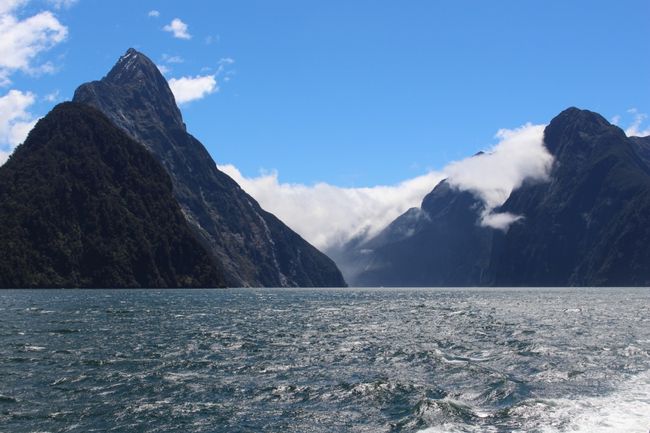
[0, 102, 225, 288]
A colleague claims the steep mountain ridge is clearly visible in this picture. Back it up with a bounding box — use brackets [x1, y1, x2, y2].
[0, 103, 225, 288]
[629, 135, 650, 168]
[74, 48, 345, 287]
[492, 108, 650, 286]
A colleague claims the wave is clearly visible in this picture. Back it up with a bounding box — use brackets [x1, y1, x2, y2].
[417, 369, 650, 433]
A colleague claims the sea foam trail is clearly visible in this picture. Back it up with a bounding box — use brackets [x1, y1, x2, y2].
[417, 369, 650, 433]
[538, 369, 650, 433]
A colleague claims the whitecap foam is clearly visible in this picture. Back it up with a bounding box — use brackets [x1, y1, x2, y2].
[416, 370, 650, 433]
[537, 369, 650, 433]
[416, 425, 496, 433]
[24, 345, 46, 351]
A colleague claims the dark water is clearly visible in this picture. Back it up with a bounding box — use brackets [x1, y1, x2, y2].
[1, 288, 649, 433]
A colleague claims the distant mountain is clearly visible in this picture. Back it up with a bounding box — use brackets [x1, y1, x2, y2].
[345, 179, 499, 287]
[74, 48, 345, 287]
[0, 103, 225, 288]
[346, 107, 650, 287]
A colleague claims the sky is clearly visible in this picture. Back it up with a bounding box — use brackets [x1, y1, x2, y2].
[1, 0, 649, 249]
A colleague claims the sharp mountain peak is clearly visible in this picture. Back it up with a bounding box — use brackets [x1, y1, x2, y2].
[73, 48, 185, 134]
[106, 48, 161, 84]
[71, 48, 346, 288]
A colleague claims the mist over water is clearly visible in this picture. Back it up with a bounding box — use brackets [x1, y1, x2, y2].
[0, 288, 649, 432]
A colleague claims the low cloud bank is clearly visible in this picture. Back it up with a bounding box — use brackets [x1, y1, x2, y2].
[219, 123, 553, 249]
[219, 164, 444, 250]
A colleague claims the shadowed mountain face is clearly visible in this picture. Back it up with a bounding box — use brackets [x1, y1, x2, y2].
[0, 103, 225, 288]
[346, 107, 650, 287]
[74, 49, 345, 287]
[630, 135, 650, 168]
[346, 180, 499, 287]
[492, 108, 650, 286]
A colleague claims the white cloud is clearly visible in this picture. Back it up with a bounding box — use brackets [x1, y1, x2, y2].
[0, 89, 37, 165]
[218, 123, 552, 249]
[0, 4, 68, 85]
[444, 123, 552, 230]
[43, 89, 59, 102]
[156, 64, 170, 75]
[479, 211, 522, 231]
[148, 10, 160, 18]
[163, 18, 191, 40]
[624, 108, 650, 137]
[168, 74, 217, 104]
[216, 57, 235, 75]
[205, 35, 219, 45]
[219, 164, 444, 250]
[47, 0, 78, 8]
[0, 0, 26, 15]
[162, 53, 183, 64]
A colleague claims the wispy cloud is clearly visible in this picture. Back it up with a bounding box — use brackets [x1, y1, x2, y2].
[216, 56, 234, 71]
[168, 74, 217, 104]
[43, 89, 59, 102]
[147, 10, 160, 18]
[156, 64, 171, 75]
[0, 89, 37, 165]
[204, 35, 219, 45]
[0, 1, 68, 85]
[47, 0, 78, 9]
[162, 54, 184, 64]
[163, 18, 191, 40]
[216, 57, 235, 79]
[624, 108, 650, 137]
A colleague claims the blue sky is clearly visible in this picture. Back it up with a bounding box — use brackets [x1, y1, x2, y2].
[2, 0, 650, 189]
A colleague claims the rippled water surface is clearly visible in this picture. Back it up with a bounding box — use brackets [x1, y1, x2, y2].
[1, 288, 649, 432]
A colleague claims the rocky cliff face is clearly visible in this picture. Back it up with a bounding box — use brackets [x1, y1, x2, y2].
[74, 49, 345, 287]
[347, 107, 650, 287]
[0, 103, 225, 288]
